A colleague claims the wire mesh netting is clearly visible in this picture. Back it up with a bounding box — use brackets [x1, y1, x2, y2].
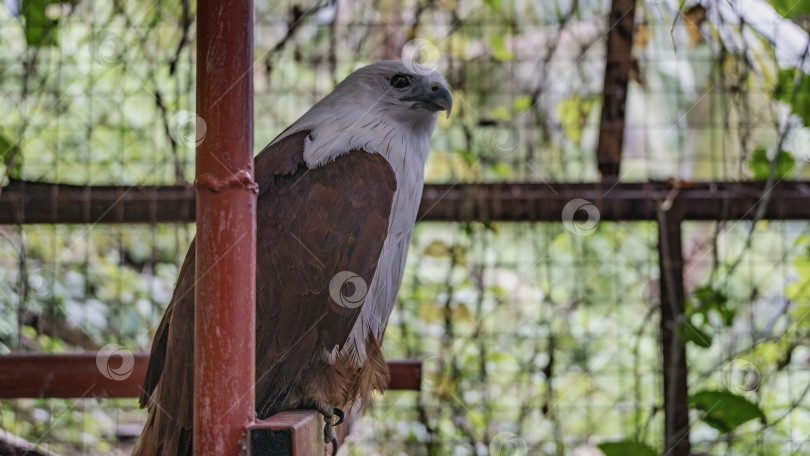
[1, 0, 810, 455]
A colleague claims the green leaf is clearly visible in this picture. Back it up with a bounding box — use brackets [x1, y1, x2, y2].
[0, 133, 21, 179]
[22, 0, 59, 46]
[692, 285, 734, 326]
[512, 95, 533, 113]
[598, 441, 658, 456]
[483, 0, 501, 10]
[690, 390, 766, 433]
[748, 147, 795, 180]
[557, 95, 595, 144]
[677, 320, 712, 348]
[492, 105, 511, 121]
[774, 69, 810, 125]
[491, 161, 514, 178]
[423, 240, 449, 257]
[787, 252, 810, 302]
[490, 35, 513, 61]
[769, 0, 810, 18]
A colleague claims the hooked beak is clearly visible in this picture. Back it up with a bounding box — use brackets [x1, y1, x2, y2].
[403, 82, 454, 119]
[429, 83, 453, 119]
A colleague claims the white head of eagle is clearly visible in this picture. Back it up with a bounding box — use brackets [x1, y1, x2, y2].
[274, 60, 452, 169]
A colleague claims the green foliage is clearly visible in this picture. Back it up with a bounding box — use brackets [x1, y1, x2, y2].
[0, 133, 21, 179]
[748, 147, 795, 180]
[787, 246, 810, 303]
[512, 95, 533, 113]
[21, 0, 71, 46]
[690, 390, 766, 433]
[491, 161, 514, 178]
[598, 441, 658, 456]
[677, 320, 712, 348]
[691, 285, 734, 327]
[774, 69, 810, 125]
[483, 0, 502, 11]
[769, 0, 810, 18]
[557, 95, 596, 145]
[490, 35, 513, 61]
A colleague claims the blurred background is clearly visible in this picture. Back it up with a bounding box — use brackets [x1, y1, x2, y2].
[1, 0, 810, 454]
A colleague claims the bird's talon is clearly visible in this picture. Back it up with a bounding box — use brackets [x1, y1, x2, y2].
[333, 407, 345, 426]
[331, 436, 339, 456]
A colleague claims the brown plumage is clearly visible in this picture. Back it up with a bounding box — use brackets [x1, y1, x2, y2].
[134, 131, 397, 455]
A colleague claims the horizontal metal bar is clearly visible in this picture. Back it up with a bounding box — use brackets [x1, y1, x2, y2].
[0, 180, 196, 224]
[0, 353, 150, 398]
[0, 354, 422, 398]
[420, 181, 810, 221]
[2, 180, 809, 224]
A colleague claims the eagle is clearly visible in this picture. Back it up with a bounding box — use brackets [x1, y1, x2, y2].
[133, 60, 452, 455]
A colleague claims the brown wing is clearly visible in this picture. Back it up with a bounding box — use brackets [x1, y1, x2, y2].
[135, 130, 397, 454]
[135, 239, 196, 456]
[253, 132, 397, 417]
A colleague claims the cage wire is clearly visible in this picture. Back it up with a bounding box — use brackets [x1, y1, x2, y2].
[1, 0, 810, 455]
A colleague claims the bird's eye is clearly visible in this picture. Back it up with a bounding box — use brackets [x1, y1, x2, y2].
[390, 74, 410, 88]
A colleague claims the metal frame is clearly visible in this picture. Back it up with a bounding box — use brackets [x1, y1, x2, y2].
[193, 1, 256, 454]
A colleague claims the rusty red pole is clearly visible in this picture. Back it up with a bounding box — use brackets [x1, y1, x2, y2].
[194, 0, 256, 455]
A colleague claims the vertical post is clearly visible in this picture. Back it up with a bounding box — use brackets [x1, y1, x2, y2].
[596, 0, 636, 178]
[194, 1, 256, 455]
[657, 207, 691, 456]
